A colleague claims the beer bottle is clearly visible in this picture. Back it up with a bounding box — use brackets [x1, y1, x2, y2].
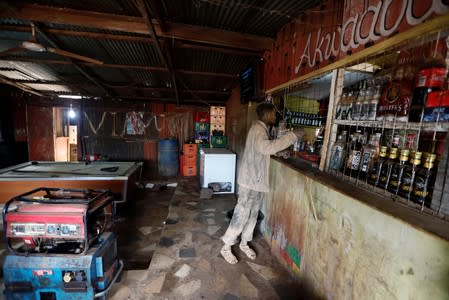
[410, 153, 437, 207]
[398, 151, 422, 200]
[387, 149, 410, 194]
[367, 146, 388, 186]
[377, 147, 398, 189]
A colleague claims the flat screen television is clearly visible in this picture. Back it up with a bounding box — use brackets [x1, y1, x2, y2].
[239, 62, 263, 103]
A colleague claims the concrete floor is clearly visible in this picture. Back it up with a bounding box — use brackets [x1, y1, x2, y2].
[0, 176, 313, 299]
[109, 176, 304, 300]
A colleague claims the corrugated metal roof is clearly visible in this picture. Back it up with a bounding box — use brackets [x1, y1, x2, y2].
[0, 0, 323, 104]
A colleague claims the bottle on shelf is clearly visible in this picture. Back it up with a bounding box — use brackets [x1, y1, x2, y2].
[360, 81, 372, 121]
[377, 147, 398, 189]
[387, 149, 410, 194]
[344, 131, 364, 177]
[367, 146, 388, 186]
[351, 81, 364, 121]
[409, 153, 437, 207]
[398, 151, 422, 200]
[346, 89, 356, 120]
[336, 91, 347, 120]
[358, 132, 381, 181]
[329, 131, 347, 171]
[368, 85, 381, 121]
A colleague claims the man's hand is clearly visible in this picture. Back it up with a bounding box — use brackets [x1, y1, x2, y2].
[292, 128, 305, 140]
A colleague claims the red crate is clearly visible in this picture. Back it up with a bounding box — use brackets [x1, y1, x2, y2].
[183, 154, 197, 166]
[182, 165, 197, 176]
[195, 111, 210, 123]
[183, 144, 198, 156]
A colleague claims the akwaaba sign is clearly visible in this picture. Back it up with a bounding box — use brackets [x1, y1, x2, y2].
[264, 0, 449, 89]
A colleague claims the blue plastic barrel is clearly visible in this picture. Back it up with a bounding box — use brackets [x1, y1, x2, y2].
[158, 138, 179, 177]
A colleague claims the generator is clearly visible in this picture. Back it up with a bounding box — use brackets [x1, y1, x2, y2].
[2, 187, 123, 300]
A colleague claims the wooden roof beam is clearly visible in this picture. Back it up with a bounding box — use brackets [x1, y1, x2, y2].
[0, 57, 238, 78]
[136, 0, 179, 105]
[1, 3, 273, 51]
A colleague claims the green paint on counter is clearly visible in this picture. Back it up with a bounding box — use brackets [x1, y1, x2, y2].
[287, 244, 301, 267]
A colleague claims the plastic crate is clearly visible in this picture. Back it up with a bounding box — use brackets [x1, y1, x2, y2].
[211, 135, 227, 148]
[183, 154, 197, 166]
[210, 115, 225, 125]
[183, 143, 198, 156]
[195, 111, 210, 123]
[210, 106, 226, 116]
[194, 122, 210, 131]
[182, 165, 197, 176]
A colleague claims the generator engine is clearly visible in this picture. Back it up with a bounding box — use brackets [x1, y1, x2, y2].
[2, 188, 123, 300]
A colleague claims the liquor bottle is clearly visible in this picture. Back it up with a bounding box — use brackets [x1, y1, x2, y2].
[329, 131, 347, 171]
[344, 131, 363, 177]
[409, 153, 437, 207]
[360, 81, 372, 121]
[345, 89, 355, 120]
[367, 146, 388, 186]
[398, 151, 422, 200]
[359, 133, 381, 181]
[377, 147, 398, 189]
[387, 149, 410, 194]
[352, 82, 364, 121]
[368, 85, 381, 121]
[336, 91, 347, 120]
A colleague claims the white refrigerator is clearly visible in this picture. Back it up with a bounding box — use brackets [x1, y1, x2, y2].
[200, 148, 236, 194]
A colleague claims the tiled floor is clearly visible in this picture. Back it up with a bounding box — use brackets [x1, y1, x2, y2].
[109, 176, 303, 300]
[0, 176, 309, 299]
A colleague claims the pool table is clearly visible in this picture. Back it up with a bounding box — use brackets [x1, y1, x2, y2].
[0, 161, 142, 203]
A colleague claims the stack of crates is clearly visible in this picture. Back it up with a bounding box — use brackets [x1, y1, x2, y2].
[210, 106, 227, 148]
[194, 111, 210, 144]
[181, 143, 198, 176]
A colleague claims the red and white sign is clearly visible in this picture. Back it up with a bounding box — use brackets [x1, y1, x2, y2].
[264, 0, 449, 89]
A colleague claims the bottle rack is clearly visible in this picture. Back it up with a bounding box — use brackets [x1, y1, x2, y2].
[334, 120, 449, 132]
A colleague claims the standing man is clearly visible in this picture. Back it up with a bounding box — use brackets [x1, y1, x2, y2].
[220, 102, 303, 264]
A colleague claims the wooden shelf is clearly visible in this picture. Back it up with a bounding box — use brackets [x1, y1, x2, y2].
[333, 120, 449, 132]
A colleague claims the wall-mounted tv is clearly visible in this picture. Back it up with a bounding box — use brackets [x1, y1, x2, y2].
[239, 62, 263, 103]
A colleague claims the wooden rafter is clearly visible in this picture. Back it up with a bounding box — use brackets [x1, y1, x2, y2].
[1, 3, 273, 51]
[137, 0, 179, 105]
[0, 25, 261, 57]
[0, 57, 238, 78]
[12, 79, 232, 95]
[34, 24, 111, 96]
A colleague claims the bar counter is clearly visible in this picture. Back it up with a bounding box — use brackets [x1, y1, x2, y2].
[274, 156, 449, 241]
[260, 156, 449, 299]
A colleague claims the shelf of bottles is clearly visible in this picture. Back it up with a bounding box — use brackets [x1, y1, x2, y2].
[327, 34, 449, 214]
[282, 73, 330, 164]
